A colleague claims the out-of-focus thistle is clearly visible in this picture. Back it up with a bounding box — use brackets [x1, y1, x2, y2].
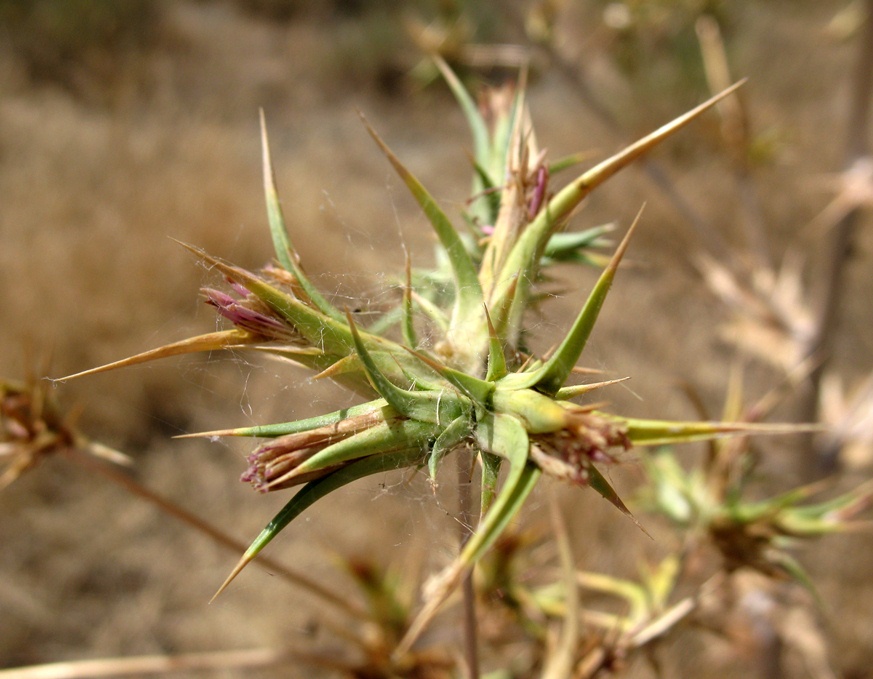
[640, 445, 873, 592]
[1, 374, 130, 490]
[1, 377, 78, 489]
[637, 373, 873, 596]
[59, 60, 802, 649]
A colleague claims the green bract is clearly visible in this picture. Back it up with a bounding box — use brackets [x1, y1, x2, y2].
[61, 63, 791, 648]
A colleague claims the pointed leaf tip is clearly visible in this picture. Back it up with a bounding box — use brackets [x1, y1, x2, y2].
[259, 113, 344, 322]
[587, 463, 650, 538]
[359, 112, 485, 326]
[529, 205, 645, 395]
[498, 80, 745, 297]
[211, 549, 256, 603]
[606, 203, 645, 275]
[568, 81, 746, 199]
[260, 109, 292, 271]
[54, 329, 256, 382]
[220, 450, 426, 600]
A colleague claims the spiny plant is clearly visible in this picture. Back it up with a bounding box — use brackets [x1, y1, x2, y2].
[59, 59, 801, 660]
[465, 375, 873, 676]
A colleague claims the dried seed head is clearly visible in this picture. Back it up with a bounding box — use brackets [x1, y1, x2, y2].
[242, 407, 399, 492]
[1, 379, 78, 489]
[530, 411, 630, 484]
[242, 442, 340, 492]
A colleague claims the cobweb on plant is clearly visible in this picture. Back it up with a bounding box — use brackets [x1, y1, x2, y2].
[163, 177, 485, 580]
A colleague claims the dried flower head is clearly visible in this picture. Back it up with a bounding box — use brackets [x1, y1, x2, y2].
[1, 375, 130, 490]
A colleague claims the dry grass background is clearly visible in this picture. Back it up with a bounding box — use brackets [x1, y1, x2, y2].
[1, 1, 872, 676]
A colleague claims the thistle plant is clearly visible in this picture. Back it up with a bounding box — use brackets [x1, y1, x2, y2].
[637, 379, 873, 594]
[60, 60, 803, 661]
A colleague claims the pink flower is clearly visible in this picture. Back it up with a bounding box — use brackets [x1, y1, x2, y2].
[202, 283, 299, 343]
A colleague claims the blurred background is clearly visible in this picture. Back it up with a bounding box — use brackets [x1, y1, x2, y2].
[1, 1, 872, 676]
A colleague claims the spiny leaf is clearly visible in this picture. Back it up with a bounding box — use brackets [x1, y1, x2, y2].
[269, 418, 435, 489]
[433, 55, 489, 186]
[488, 74, 524, 186]
[259, 347, 378, 398]
[782, 478, 873, 530]
[177, 398, 392, 439]
[400, 346, 494, 406]
[534, 80, 744, 244]
[477, 83, 533, 299]
[54, 330, 256, 382]
[521, 205, 643, 396]
[491, 81, 746, 325]
[260, 111, 344, 322]
[486, 272, 519, 344]
[728, 480, 834, 523]
[587, 463, 647, 534]
[731, 479, 873, 535]
[543, 223, 614, 263]
[451, 63, 523, 221]
[410, 289, 449, 331]
[310, 350, 427, 392]
[212, 449, 425, 601]
[470, 160, 502, 222]
[555, 376, 631, 400]
[360, 114, 485, 335]
[548, 151, 593, 175]
[619, 416, 819, 446]
[766, 550, 822, 606]
[346, 311, 469, 424]
[401, 253, 418, 349]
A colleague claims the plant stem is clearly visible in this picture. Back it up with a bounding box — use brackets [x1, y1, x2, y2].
[0, 647, 352, 679]
[64, 445, 367, 620]
[457, 447, 480, 679]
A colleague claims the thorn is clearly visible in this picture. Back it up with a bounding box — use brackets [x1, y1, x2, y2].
[607, 202, 646, 276]
[211, 551, 254, 603]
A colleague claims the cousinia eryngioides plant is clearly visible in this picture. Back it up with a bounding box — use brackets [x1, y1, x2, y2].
[60, 61, 797, 653]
